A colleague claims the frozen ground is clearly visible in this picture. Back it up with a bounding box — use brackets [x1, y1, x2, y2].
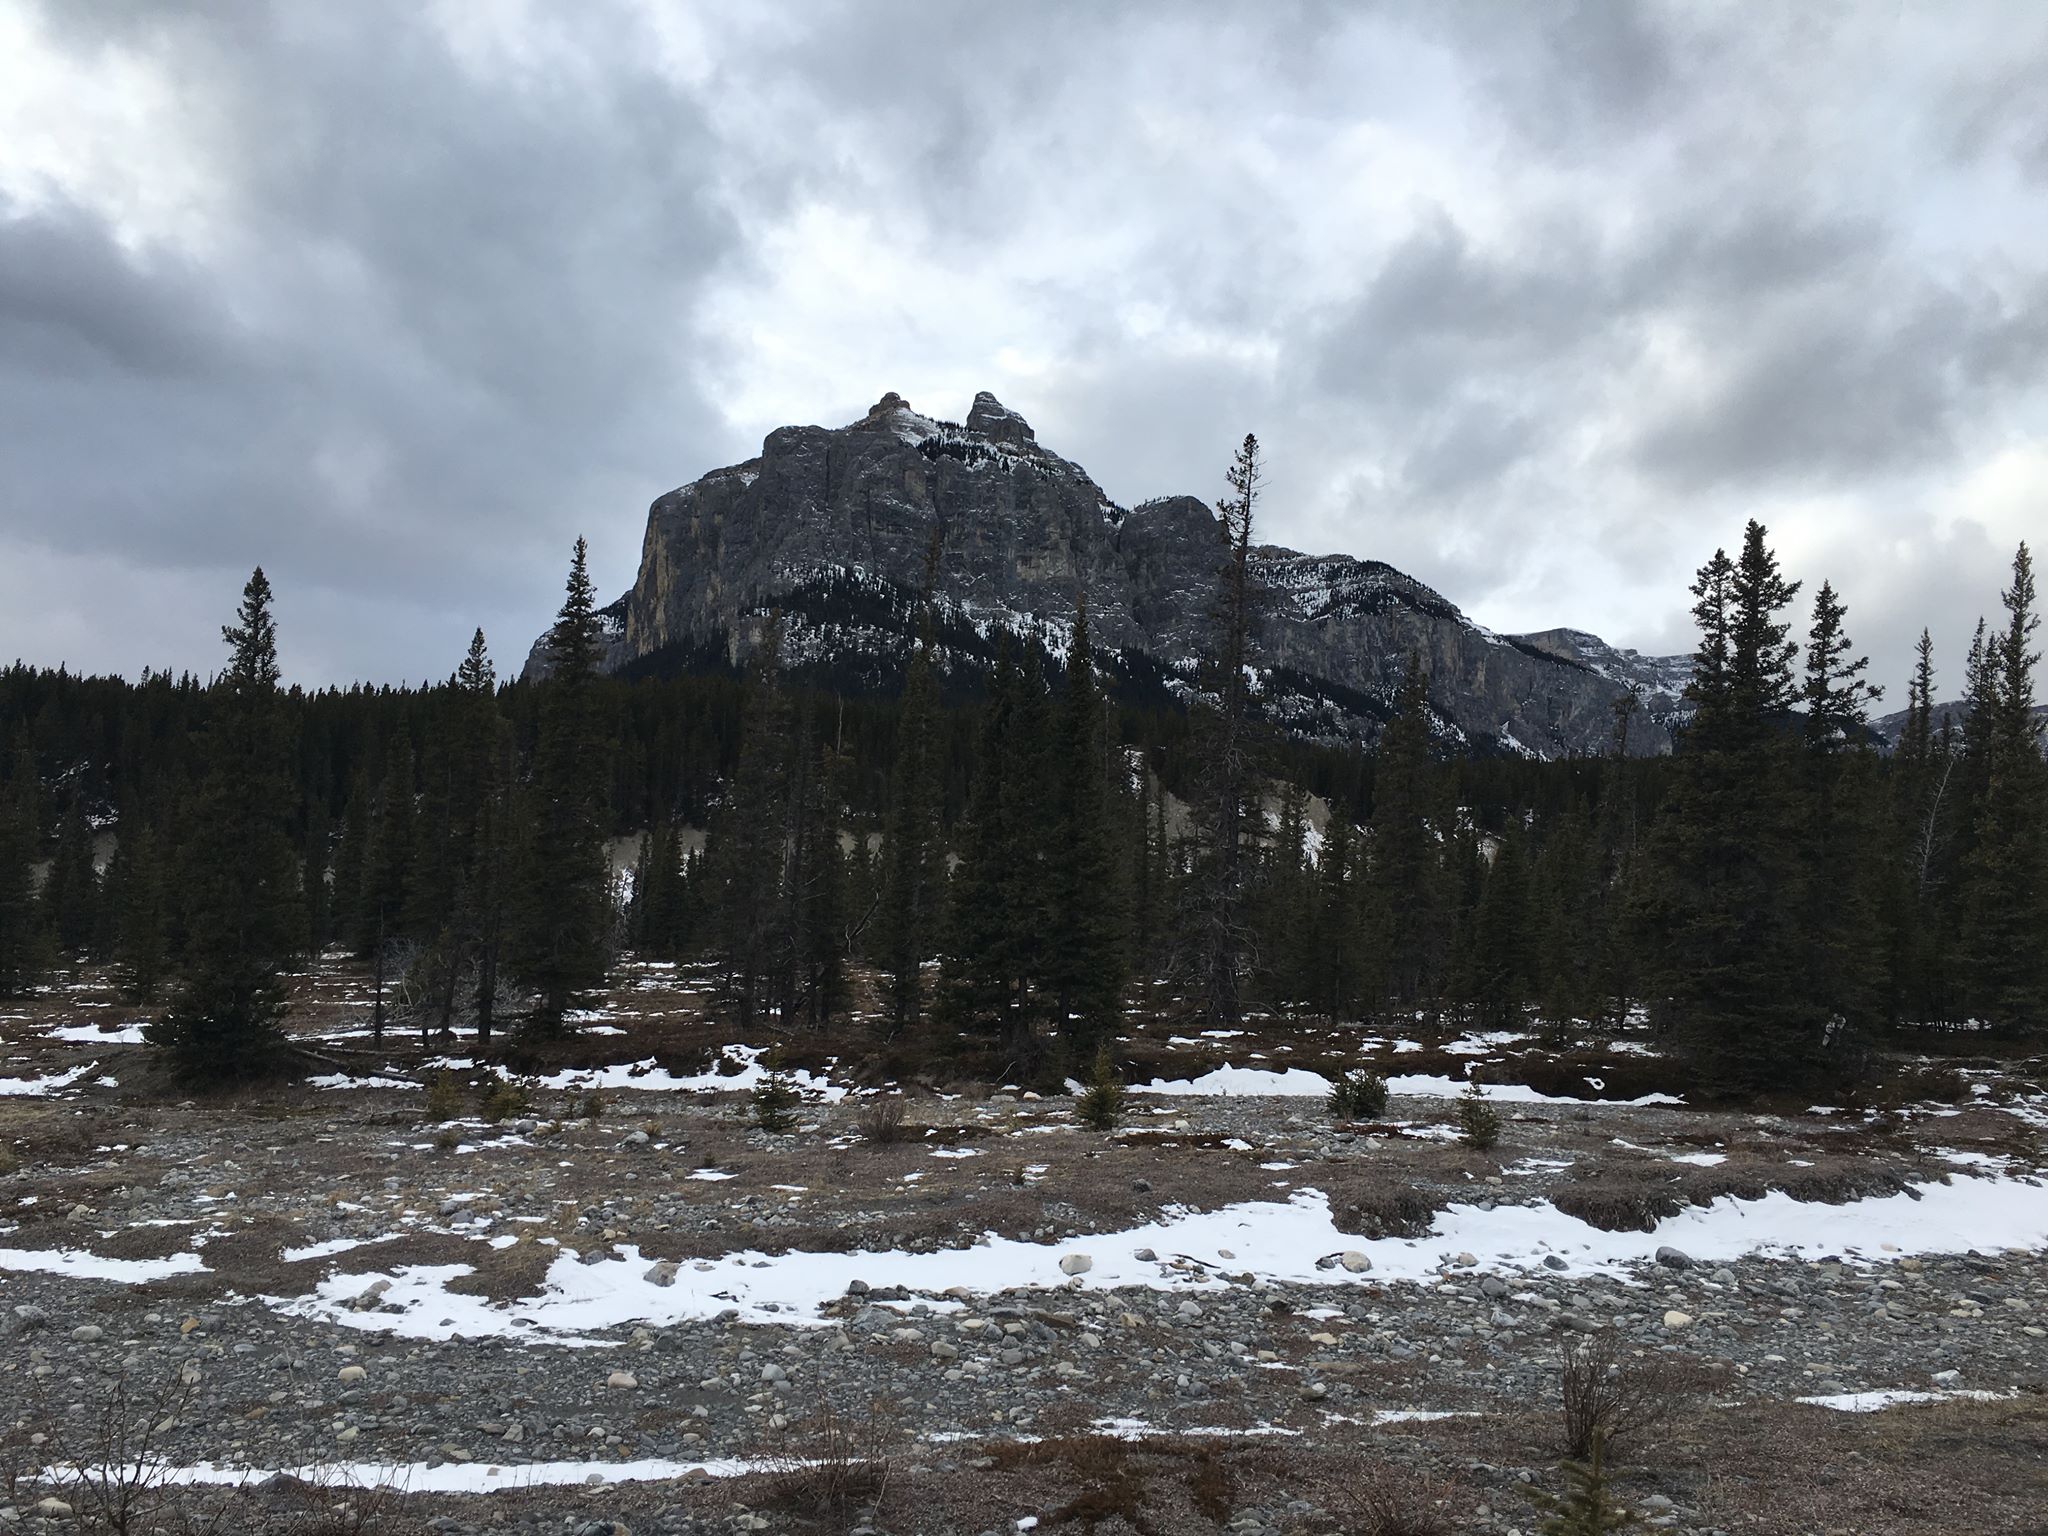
[2, 956, 2045, 1535]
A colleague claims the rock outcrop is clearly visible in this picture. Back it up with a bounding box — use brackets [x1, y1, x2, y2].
[531, 391, 1689, 757]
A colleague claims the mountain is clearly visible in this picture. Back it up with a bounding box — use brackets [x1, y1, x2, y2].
[530, 390, 1686, 758]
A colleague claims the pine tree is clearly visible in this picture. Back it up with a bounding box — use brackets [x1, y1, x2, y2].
[149, 568, 299, 1083]
[1958, 543, 2047, 1032]
[1469, 820, 1534, 1031]
[1650, 522, 1829, 1093]
[1797, 580, 1887, 1046]
[511, 539, 615, 1032]
[878, 621, 944, 1034]
[706, 621, 794, 1028]
[1184, 433, 1264, 1029]
[362, 745, 414, 1039]
[1367, 656, 1445, 1018]
[0, 761, 39, 998]
[941, 643, 1043, 1065]
[112, 822, 167, 1002]
[330, 767, 370, 955]
[1043, 596, 1127, 1060]
[41, 795, 98, 962]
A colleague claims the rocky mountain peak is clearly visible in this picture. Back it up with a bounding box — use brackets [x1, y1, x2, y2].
[965, 390, 1036, 446]
[529, 390, 1681, 758]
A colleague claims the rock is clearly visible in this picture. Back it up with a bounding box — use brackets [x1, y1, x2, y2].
[644, 1259, 679, 1288]
[1453, 1252, 1478, 1268]
[1133, 1248, 1157, 1263]
[69, 1324, 104, 1342]
[1656, 1246, 1695, 1270]
[845, 1279, 870, 1295]
[930, 1340, 959, 1359]
[1543, 1255, 1569, 1272]
[1341, 1251, 1373, 1274]
[1177, 1300, 1203, 1319]
[337, 1365, 367, 1384]
[1931, 1369, 1960, 1386]
[606, 1370, 638, 1390]
[1059, 1253, 1093, 1276]
[1479, 1275, 1508, 1298]
[526, 392, 1675, 756]
[12, 1304, 48, 1328]
[761, 1363, 787, 1382]
[1663, 1310, 1695, 1329]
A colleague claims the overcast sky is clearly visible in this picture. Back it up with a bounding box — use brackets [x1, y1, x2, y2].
[3, 1, 2043, 698]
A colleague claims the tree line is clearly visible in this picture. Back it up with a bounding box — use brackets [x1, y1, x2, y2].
[0, 444, 2040, 1095]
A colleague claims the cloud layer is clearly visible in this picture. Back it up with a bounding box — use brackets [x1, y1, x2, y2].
[2, 0, 2043, 696]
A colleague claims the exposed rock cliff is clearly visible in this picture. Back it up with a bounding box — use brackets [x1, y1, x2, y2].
[531, 391, 1687, 757]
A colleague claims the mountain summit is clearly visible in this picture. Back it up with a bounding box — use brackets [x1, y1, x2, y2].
[530, 392, 1686, 757]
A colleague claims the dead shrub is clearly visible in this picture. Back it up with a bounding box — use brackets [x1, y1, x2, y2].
[1345, 1461, 1457, 1536]
[761, 1403, 896, 1528]
[1557, 1328, 1709, 1461]
[856, 1096, 907, 1145]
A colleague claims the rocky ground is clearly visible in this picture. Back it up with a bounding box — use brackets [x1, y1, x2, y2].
[2, 959, 2046, 1535]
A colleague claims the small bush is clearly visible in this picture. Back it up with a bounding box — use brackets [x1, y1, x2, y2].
[857, 1096, 908, 1145]
[1557, 1329, 1703, 1461]
[1328, 1068, 1390, 1121]
[480, 1079, 531, 1124]
[1347, 1461, 1455, 1536]
[1075, 1045, 1125, 1132]
[753, 1070, 800, 1133]
[764, 1403, 894, 1522]
[432, 1126, 460, 1153]
[579, 1090, 605, 1120]
[423, 1069, 463, 1123]
[1458, 1081, 1502, 1150]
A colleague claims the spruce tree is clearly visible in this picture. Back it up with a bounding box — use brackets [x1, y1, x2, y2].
[362, 745, 415, 1039]
[1650, 522, 1827, 1093]
[42, 795, 98, 962]
[149, 568, 299, 1083]
[706, 621, 794, 1028]
[1367, 656, 1445, 1018]
[878, 621, 944, 1034]
[1958, 543, 2047, 1032]
[1043, 597, 1127, 1060]
[112, 822, 167, 1002]
[1184, 433, 1264, 1029]
[512, 539, 615, 1032]
[1469, 820, 1534, 1031]
[0, 762, 39, 998]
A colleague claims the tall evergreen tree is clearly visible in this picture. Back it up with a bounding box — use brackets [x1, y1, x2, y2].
[1184, 433, 1264, 1029]
[877, 620, 944, 1034]
[362, 745, 414, 1039]
[149, 568, 299, 1082]
[1958, 543, 2047, 1032]
[41, 795, 98, 962]
[1043, 596, 1127, 1059]
[1650, 522, 1830, 1093]
[1367, 656, 1444, 1017]
[0, 761, 39, 997]
[111, 822, 167, 1002]
[706, 622, 794, 1028]
[511, 539, 616, 1032]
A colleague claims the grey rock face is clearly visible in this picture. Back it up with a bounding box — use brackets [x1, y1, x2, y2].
[531, 391, 1677, 756]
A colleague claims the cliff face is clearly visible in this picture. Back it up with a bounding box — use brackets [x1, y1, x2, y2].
[532, 390, 1687, 757]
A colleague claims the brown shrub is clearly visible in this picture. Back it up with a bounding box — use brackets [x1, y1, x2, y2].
[1345, 1461, 1458, 1536]
[856, 1096, 908, 1145]
[1557, 1328, 1712, 1460]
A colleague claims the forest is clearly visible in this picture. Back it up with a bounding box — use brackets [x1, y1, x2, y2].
[0, 445, 2041, 1100]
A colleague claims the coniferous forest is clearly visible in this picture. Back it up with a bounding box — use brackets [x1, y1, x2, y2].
[0, 453, 2041, 1099]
